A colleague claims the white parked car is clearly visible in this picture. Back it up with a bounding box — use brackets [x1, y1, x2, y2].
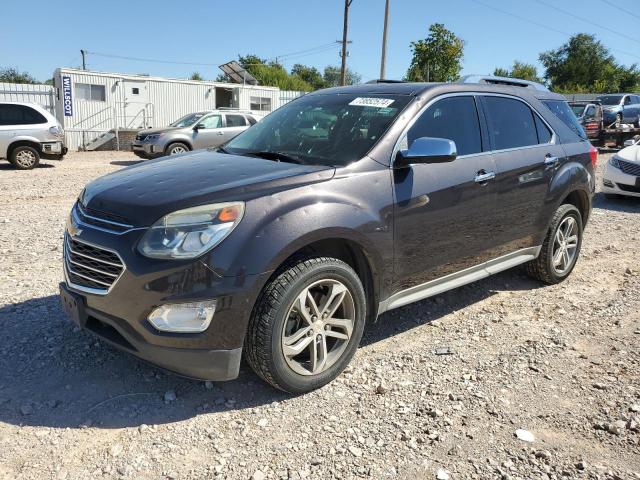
[602, 135, 640, 198]
[0, 101, 67, 169]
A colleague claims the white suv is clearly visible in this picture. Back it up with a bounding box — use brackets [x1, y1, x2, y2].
[0, 102, 67, 170]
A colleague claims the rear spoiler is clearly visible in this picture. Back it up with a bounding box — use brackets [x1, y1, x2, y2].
[458, 75, 549, 92]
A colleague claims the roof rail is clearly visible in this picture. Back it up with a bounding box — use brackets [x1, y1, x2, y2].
[365, 79, 407, 84]
[458, 75, 549, 92]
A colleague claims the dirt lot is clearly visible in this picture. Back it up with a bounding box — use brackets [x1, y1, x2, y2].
[0, 151, 639, 480]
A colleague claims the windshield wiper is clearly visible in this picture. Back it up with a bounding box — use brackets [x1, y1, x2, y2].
[217, 146, 230, 154]
[245, 150, 303, 164]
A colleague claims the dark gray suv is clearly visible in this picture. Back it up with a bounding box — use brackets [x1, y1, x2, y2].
[61, 77, 596, 393]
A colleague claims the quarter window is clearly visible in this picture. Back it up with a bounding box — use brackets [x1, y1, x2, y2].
[250, 96, 272, 112]
[0, 104, 47, 125]
[407, 96, 483, 156]
[225, 114, 246, 127]
[534, 115, 552, 144]
[483, 96, 538, 150]
[75, 83, 106, 102]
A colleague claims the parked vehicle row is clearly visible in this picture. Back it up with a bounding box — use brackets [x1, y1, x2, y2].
[132, 110, 257, 158]
[597, 93, 640, 128]
[60, 77, 596, 393]
[0, 101, 67, 169]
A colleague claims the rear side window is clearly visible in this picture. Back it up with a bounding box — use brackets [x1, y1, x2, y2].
[542, 100, 587, 140]
[408, 96, 482, 156]
[483, 96, 538, 150]
[0, 104, 47, 125]
[226, 114, 246, 127]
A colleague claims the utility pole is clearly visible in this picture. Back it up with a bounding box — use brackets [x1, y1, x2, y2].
[339, 0, 353, 86]
[380, 0, 390, 80]
[80, 49, 87, 70]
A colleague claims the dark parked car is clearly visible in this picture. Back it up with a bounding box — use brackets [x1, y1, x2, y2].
[597, 94, 640, 128]
[569, 101, 603, 141]
[60, 78, 596, 393]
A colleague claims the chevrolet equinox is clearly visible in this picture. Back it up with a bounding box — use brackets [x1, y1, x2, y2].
[60, 78, 596, 393]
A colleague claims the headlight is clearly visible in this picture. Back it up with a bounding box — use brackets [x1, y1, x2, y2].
[49, 125, 64, 137]
[138, 202, 245, 259]
[144, 134, 162, 141]
[609, 156, 621, 169]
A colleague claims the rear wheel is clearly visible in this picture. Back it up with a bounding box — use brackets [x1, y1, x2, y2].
[526, 204, 583, 285]
[10, 146, 40, 170]
[245, 257, 366, 393]
[165, 142, 189, 156]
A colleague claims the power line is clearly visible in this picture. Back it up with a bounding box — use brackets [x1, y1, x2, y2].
[599, 0, 640, 22]
[532, 0, 640, 45]
[469, 0, 640, 61]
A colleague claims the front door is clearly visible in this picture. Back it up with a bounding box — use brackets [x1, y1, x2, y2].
[393, 95, 498, 292]
[192, 113, 224, 149]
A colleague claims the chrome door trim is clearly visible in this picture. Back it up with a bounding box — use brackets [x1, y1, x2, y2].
[377, 246, 541, 314]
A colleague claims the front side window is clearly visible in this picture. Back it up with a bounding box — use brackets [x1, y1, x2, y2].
[225, 114, 246, 127]
[225, 93, 412, 167]
[250, 96, 272, 111]
[483, 96, 539, 150]
[0, 104, 47, 125]
[197, 115, 222, 129]
[75, 83, 106, 102]
[170, 113, 206, 127]
[407, 96, 483, 156]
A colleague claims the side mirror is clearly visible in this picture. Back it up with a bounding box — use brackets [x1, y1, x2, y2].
[193, 123, 204, 130]
[395, 137, 457, 168]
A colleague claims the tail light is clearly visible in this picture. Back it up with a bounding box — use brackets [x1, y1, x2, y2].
[589, 144, 598, 168]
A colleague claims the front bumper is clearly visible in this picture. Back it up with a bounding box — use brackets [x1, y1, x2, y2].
[60, 223, 270, 381]
[132, 142, 164, 159]
[602, 163, 640, 197]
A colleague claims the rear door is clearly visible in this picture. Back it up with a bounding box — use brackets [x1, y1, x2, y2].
[220, 114, 249, 144]
[191, 113, 223, 149]
[393, 95, 499, 291]
[480, 95, 565, 253]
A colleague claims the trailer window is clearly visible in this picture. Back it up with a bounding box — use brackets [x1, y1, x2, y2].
[75, 83, 106, 102]
[250, 96, 272, 112]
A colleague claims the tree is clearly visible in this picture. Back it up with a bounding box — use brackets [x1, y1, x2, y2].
[291, 64, 326, 90]
[0, 67, 38, 84]
[493, 61, 543, 83]
[237, 54, 313, 91]
[322, 66, 361, 87]
[405, 24, 464, 82]
[190, 72, 204, 81]
[539, 33, 640, 93]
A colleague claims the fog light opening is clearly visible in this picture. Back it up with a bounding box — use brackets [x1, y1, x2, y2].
[603, 179, 614, 188]
[148, 300, 216, 333]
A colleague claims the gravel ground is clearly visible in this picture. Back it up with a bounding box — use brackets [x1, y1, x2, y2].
[0, 151, 639, 480]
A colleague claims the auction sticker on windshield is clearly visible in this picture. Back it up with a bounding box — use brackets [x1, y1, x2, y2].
[349, 97, 395, 108]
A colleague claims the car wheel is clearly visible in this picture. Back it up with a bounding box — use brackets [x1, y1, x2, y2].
[615, 113, 622, 128]
[165, 142, 189, 156]
[245, 257, 366, 394]
[10, 146, 40, 170]
[526, 204, 583, 285]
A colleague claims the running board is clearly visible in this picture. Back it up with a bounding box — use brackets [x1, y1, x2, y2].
[377, 246, 541, 314]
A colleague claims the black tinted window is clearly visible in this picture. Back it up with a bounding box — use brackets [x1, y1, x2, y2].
[0, 104, 47, 125]
[483, 97, 538, 150]
[542, 100, 587, 140]
[534, 115, 552, 143]
[408, 96, 482, 156]
[226, 114, 246, 127]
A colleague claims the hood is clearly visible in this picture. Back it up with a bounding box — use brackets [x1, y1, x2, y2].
[138, 126, 184, 136]
[81, 150, 335, 226]
[617, 144, 640, 163]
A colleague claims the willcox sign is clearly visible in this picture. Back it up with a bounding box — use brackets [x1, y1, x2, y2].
[62, 75, 73, 117]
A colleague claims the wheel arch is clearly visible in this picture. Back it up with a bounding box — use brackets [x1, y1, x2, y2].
[7, 139, 42, 158]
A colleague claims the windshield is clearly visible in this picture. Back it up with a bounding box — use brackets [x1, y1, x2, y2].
[570, 105, 585, 117]
[597, 95, 622, 106]
[170, 112, 208, 127]
[224, 93, 412, 166]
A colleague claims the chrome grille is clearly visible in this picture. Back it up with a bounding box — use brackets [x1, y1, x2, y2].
[619, 159, 640, 177]
[74, 202, 133, 234]
[64, 234, 125, 293]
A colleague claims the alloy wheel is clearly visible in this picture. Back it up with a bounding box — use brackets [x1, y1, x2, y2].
[15, 150, 37, 168]
[552, 216, 579, 275]
[169, 146, 187, 155]
[281, 279, 355, 376]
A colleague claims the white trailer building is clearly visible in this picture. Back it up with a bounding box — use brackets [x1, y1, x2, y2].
[51, 68, 305, 150]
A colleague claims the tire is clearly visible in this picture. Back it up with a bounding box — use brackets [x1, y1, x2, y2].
[165, 142, 190, 156]
[10, 146, 40, 170]
[525, 204, 583, 285]
[245, 257, 367, 394]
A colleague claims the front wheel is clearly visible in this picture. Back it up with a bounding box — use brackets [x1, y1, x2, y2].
[525, 204, 583, 285]
[245, 257, 366, 394]
[165, 142, 189, 156]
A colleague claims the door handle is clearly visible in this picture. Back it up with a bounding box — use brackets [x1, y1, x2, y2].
[216, 131, 224, 135]
[474, 171, 495, 183]
[544, 155, 559, 168]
